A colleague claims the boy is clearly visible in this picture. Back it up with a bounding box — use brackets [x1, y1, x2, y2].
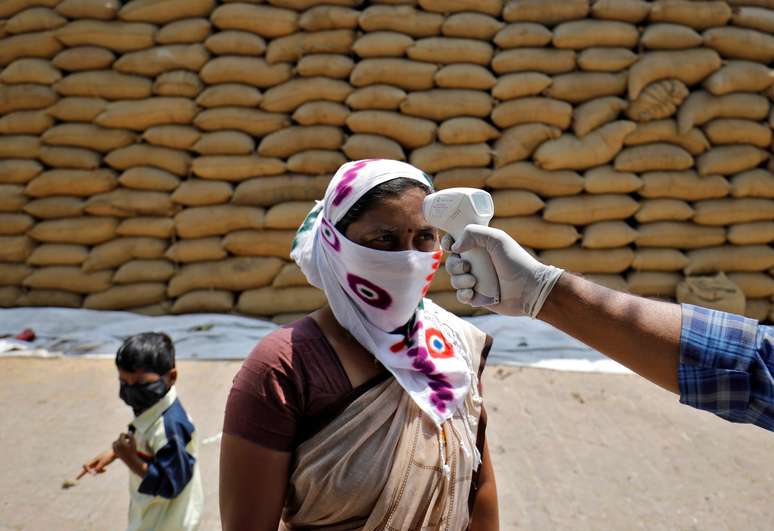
[80, 332, 203, 531]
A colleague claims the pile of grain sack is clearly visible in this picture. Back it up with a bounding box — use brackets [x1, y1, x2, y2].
[0, 0, 772, 324]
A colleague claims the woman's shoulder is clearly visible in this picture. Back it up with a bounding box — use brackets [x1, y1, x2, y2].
[245, 315, 327, 368]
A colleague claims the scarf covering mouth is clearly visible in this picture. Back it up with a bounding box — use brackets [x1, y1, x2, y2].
[290, 159, 473, 425]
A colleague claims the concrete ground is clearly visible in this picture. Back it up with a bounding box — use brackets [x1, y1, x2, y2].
[1, 358, 772, 531]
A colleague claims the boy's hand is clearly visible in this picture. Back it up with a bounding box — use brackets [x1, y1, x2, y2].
[112, 432, 137, 462]
[77, 449, 116, 479]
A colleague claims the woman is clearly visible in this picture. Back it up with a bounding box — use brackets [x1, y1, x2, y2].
[220, 159, 499, 530]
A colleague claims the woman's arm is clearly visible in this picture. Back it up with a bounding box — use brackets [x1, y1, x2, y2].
[219, 433, 291, 531]
[469, 439, 499, 531]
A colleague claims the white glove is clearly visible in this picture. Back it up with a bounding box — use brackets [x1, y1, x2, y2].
[442, 225, 564, 318]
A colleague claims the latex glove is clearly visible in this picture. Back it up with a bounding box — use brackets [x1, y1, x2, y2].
[442, 225, 564, 318]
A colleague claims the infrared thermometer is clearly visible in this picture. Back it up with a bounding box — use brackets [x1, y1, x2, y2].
[423, 188, 500, 306]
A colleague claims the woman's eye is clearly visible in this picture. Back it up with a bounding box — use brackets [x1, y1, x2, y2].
[375, 234, 395, 243]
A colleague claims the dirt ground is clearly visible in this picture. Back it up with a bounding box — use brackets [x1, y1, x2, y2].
[1, 357, 772, 531]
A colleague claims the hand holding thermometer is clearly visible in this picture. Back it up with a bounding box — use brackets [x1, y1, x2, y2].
[422, 188, 501, 306]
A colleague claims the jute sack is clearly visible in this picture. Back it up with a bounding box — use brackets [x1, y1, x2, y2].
[204, 30, 266, 56]
[165, 237, 226, 263]
[728, 272, 774, 299]
[419, 0, 501, 16]
[632, 248, 689, 272]
[38, 146, 101, 170]
[435, 65, 496, 90]
[293, 101, 349, 126]
[0, 110, 53, 135]
[265, 201, 315, 230]
[171, 290, 234, 314]
[84, 282, 167, 310]
[428, 266, 452, 294]
[27, 244, 88, 266]
[577, 48, 638, 72]
[265, 30, 355, 64]
[0, 264, 31, 286]
[222, 229, 295, 259]
[0, 213, 33, 235]
[399, 89, 493, 121]
[267, 0, 365, 10]
[171, 179, 232, 206]
[28, 217, 117, 245]
[52, 46, 114, 71]
[0, 135, 40, 158]
[703, 60, 774, 96]
[297, 54, 354, 79]
[260, 77, 352, 113]
[730, 170, 774, 198]
[427, 291, 476, 317]
[0, 31, 62, 66]
[494, 22, 552, 48]
[199, 57, 292, 88]
[0, 84, 57, 114]
[433, 168, 491, 190]
[95, 97, 199, 131]
[677, 91, 769, 134]
[105, 145, 192, 176]
[491, 73, 551, 100]
[143, 125, 200, 150]
[167, 256, 284, 297]
[703, 27, 774, 63]
[543, 194, 639, 225]
[42, 124, 136, 153]
[25, 169, 117, 197]
[46, 96, 106, 122]
[584, 166, 642, 194]
[685, 245, 774, 275]
[156, 18, 212, 45]
[635, 222, 725, 249]
[130, 301, 172, 316]
[210, 3, 297, 37]
[54, 70, 152, 100]
[342, 134, 406, 162]
[119, 167, 180, 192]
[0, 159, 42, 184]
[540, 246, 634, 274]
[623, 119, 709, 155]
[627, 49, 722, 100]
[625, 79, 689, 122]
[535, 121, 636, 170]
[349, 58, 437, 91]
[704, 119, 772, 148]
[258, 126, 344, 158]
[441, 12, 504, 40]
[232, 176, 329, 207]
[491, 97, 572, 129]
[409, 143, 491, 174]
[117, 217, 175, 239]
[287, 150, 347, 175]
[491, 216, 579, 249]
[731, 5, 774, 33]
[7, 7, 66, 33]
[118, 0, 213, 23]
[346, 111, 435, 149]
[55, 20, 158, 52]
[627, 271, 682, 297]
[352, 31, 414, 58]
[573, 97, 628, 137]
[16, 289, 82, 308]
[493, 124, 559, 167]
[503, 0, 589, 24]
[238, 286, 327, 316]
[358, 5, 443, 37]
[113, 259, 175, 284]
[486, 162, 584, 196]
[0, 58, 61, 84]
[492, 49, 576, 75]
[640, 23, 703, 49]
[23, 266, 112, 293]
[113, 44, 209, 76]
[153, 70, 203, 98]
[634, 199, 694, 223]
[406, 37, 493, 65]
[84, 190, 177, 217]
[696, 146, 769, 176]
[299, 6, 359, 31]
[194, 107, 289, 137]
[491, 190, 544, 217]
[650, 0, 731, 29]
[192, 131, 254, 156]
[441, 118, 500, 146]
[23, 197, 84, 219]
[640, 171, 729, 200]
[0, 1, 61, 19]
[345, 85, 406, 110]
[553, 20, 638, 48]
[272, 263, 310, 288]
[0, 236, 34, 262]
[693, 198, 774, 226]
[196, 84, 262, 108]
[582, 221, 638, 249]
[582, 274, 629, 292]
[192, 155, 285, 181]
[727, 221, 774, 246]
[82, 237, 167, 271]
[746, 299, 771, 322]
[614, 143, 694, 172]
[175, 205, 265, 238]
[0, 184, 27, 212]
[677, 273, 745, 314]
[590, 0, 651, 23]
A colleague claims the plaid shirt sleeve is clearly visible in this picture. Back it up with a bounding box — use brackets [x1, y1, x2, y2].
[678, 304, 774, 432]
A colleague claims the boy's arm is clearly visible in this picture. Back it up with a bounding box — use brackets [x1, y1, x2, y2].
[136, 423, 196, 499]
[113, 433, 149, 478]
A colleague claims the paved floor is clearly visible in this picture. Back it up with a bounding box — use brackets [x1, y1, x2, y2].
[1, 358, 771, 530]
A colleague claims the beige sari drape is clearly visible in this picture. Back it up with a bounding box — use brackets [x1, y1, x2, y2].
[281, 318, 488, 531]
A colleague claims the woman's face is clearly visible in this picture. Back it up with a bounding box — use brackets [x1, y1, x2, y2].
[344, 187, 439, 252]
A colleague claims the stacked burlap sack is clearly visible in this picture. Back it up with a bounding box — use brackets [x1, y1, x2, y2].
[0, 0, 771, 323]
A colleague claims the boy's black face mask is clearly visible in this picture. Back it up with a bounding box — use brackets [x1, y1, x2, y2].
[120, 379, 168, 416]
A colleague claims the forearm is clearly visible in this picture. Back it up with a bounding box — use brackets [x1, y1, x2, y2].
[469, 441, 499, 531]
[537, 272, 681, 393]
[120, 454, 149, 478]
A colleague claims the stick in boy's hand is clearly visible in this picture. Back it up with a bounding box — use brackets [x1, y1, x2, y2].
[76, 448, 117, 480]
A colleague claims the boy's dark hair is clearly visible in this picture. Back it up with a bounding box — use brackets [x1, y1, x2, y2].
[115, 332, 175, 375]
[335, 177, 433, 234]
